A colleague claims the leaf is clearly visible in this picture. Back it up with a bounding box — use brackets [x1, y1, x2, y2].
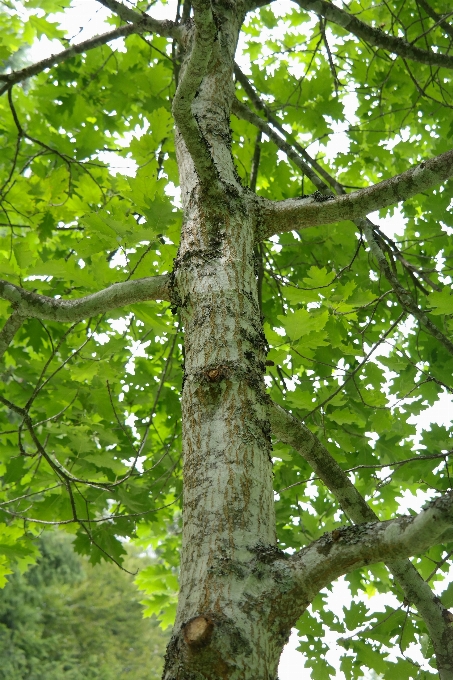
[327, 408, 366, 427]
[125, 172, 177, 231]
[278, 309, 329, 342]
[302, 266, 334, 289]
[428, 287, 453, 315]
[84, 453, 128, 475]
[343, 601, 368, 630]
[283, 285, 320, 304]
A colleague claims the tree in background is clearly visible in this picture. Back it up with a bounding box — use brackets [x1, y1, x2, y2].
[0, 532, 169, 679]
[1, 0, 453, 677]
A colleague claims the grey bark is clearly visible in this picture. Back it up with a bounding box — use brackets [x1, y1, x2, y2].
[0, 275, 170, 322]
[159, 1, 453, 677]
[256, 147, 453, 240]
[0, 312, 22, 361]
[161, 3, 284, 677]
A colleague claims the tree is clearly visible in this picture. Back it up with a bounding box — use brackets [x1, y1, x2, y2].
[1, 0, 453, 677]
[0, 532, 170, 679]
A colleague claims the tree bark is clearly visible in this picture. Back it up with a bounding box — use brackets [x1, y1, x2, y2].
[157, 2, 453, 677]
[162, 6, 287, 677]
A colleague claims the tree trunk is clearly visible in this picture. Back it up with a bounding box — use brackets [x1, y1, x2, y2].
[162, 8, 289, 677]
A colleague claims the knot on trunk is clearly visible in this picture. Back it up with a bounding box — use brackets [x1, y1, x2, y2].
[183, 615, 214, 648]
[204, 365, 229, 382]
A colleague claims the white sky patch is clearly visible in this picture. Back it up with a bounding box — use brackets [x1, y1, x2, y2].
[97, 150, 138, 177]
[396, 487, 437, 515]
[125, 338, 151, 375]
[108, 315, 131, 335]
[27, 0, 111, 64]
[124, 411, 140, 440]
[165, 181, 182, 208]
[109, 248, 128, 269]
[407, 390, 453, 445]
[369, 205, 408, 239]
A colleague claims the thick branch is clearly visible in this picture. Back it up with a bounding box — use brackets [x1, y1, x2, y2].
[96, 0, 181, 38]
[359, 217, 453, 357]
[0, 275, 170, 322]
[0, 24, 158, 94]
[0, 312, 22, 361]
[294, 0, 453, 70]
[256, 148, 453, 240]
[270, 402, 453, 675]
[287, 491, 453, 597]
[172, 0, 218, 187]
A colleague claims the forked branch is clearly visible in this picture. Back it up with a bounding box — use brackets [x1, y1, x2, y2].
[359, 217, 453, 357]
[232, 99, 327, 193]
[0, 23, 167, 95]
[416, 0, 453, 41]
[236, 90, 453, 359]
[234, 64, 342, 193]
[285, 490, 453, 598]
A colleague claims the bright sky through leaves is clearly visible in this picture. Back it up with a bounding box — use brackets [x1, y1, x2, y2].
[2, 0, 453, 676]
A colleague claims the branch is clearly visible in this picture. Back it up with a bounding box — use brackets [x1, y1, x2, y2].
[269, 402, 453, 673]
[359, 217, 453, 357]
[0, 24, 158, 95]
[239, 78, 453, 360]
[96, 0, 181, 39]
[0, 312, 22, 361]
[416, 0, 453, 41]
[171, 0, 218, 188]
[287, 491, 453, 597]
[270, 402, 372, 521]
[238, 80, 453, 360]
[294, 0, 453, 71]
[233, 65, 343, 193]
[232, 99, 328, 193]
[256, 148, 453, 240]
[0, 274, 170, 322]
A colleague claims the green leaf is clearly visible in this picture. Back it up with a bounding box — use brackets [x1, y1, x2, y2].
[428, 287, 453, 315]
[278, 309, 329, 342]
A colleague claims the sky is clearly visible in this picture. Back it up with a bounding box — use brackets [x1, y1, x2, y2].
[18, 1, 453, 676]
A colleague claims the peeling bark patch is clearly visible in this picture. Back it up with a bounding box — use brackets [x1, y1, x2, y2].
[183, 615, 215, 648]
